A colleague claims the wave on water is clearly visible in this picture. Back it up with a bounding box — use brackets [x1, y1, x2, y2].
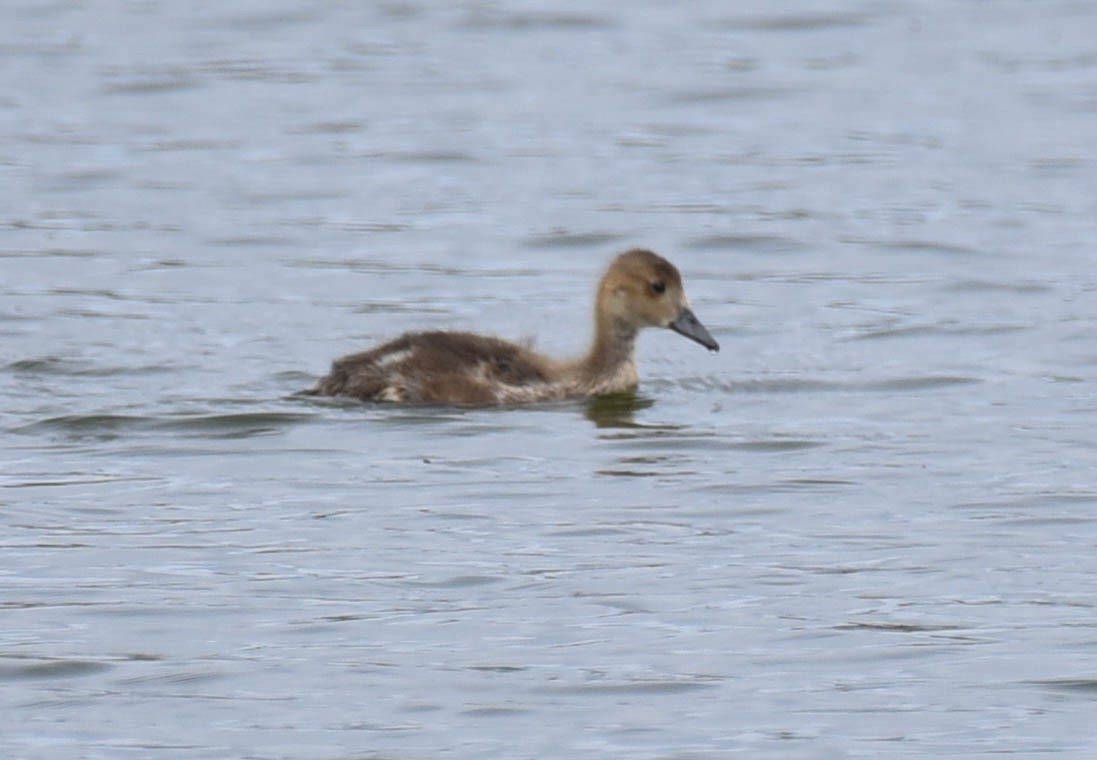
[661, 374, 980, 394]
[13, 411, 314, 440]
[5, 357, 172, 377]
[0, 658, 113, 681]
[685, 233, 806, 253]
[522, 231, 626, 249]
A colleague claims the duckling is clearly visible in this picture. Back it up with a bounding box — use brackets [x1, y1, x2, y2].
[304, 248, 718, 405]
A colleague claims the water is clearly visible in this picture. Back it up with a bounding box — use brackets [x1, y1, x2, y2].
[3, 1, 1097, 757]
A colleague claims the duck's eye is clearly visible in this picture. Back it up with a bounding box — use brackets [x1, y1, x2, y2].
[651, 280, 666, 295]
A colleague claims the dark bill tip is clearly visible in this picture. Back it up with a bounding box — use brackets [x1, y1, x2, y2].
[668, 308, 719, 352]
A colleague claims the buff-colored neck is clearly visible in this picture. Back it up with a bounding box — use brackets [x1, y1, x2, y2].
[564, 310, 639, 393]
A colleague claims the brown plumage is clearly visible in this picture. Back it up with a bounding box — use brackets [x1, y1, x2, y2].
[304, 248, 718, 405]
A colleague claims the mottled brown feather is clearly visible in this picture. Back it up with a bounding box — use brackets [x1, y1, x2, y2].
[306, 331, 554, 404]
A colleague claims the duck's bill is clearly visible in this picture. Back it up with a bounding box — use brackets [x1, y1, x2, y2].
[669, 308, 719, 352]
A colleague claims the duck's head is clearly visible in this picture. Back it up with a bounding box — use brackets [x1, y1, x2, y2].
[596, 249, 719, 352]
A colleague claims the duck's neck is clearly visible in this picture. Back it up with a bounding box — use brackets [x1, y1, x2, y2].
[571, 314, 639, 393]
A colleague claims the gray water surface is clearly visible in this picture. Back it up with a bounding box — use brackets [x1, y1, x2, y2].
[4, 1, 1097, 758]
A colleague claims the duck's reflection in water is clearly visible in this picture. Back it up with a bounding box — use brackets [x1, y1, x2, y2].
[584, 391, 655, 428]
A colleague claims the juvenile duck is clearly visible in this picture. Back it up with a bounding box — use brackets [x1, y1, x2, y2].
[304, 248, 718, 405]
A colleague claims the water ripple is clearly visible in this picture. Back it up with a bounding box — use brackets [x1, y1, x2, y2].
[722, 12, 873, 31]
[523, 231, 626, 249]
[12, 411, 312, 439]
[458, 11, 613, 31]
[0, 659, 112, 681]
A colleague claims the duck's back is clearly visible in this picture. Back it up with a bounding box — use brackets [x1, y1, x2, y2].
[306, 331, 557, 404]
